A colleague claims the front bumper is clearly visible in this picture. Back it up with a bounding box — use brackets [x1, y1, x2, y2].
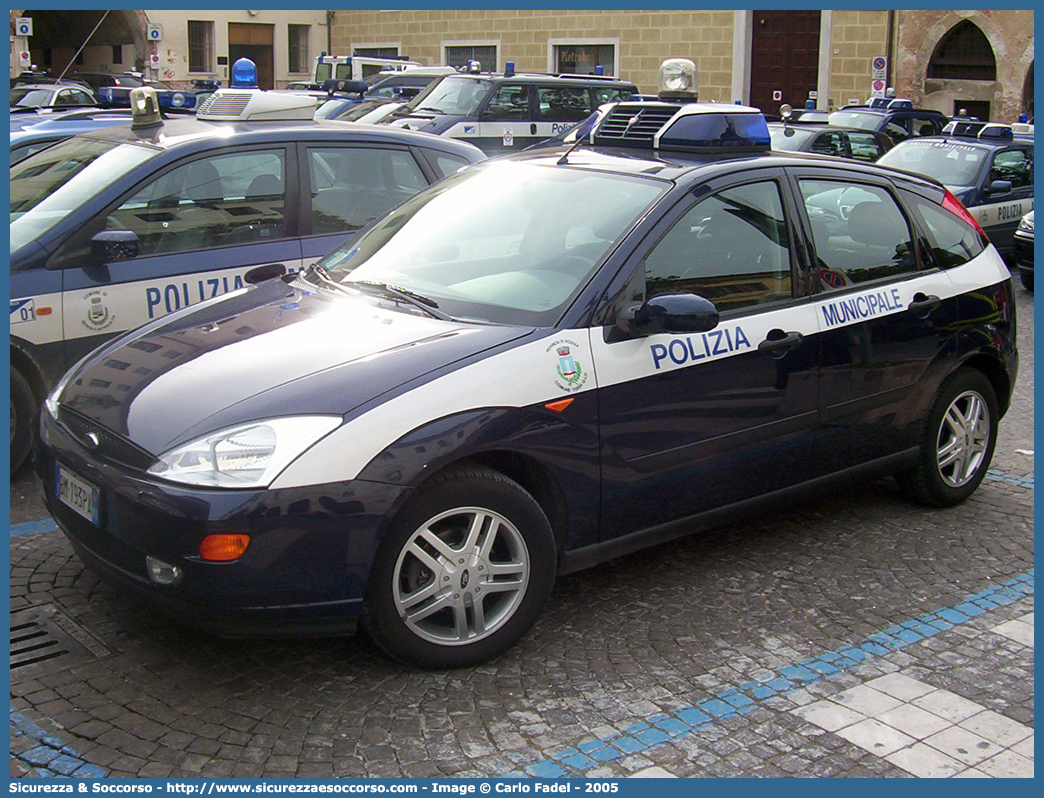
[1013, 230, 1033, 275]
[37, 410, 409, 638]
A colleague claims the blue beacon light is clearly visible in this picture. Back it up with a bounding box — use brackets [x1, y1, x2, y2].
[230, 58, 259, 89]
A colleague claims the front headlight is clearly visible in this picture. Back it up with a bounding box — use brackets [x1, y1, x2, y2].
[1017, 215, 1034, 234]
[147, 416, 341, 488]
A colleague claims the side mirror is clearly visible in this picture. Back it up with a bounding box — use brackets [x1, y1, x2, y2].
[244, 263, 287, 284]
[620, 293, 720, 338]
[988, 179, 1012, 196]
[478, 108, 497, 121]
[90, 230, 139, 263]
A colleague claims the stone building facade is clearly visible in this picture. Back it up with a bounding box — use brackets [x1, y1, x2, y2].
[329, 8, 1034, 119]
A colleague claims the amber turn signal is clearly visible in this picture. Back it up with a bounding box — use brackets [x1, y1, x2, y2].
[199, 534, 250, 561]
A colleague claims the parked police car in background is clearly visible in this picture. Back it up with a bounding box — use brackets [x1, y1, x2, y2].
[877, 119, 1033, 258]
[10, 58, 485, 473]
[829, 98, 947, 143]
[38, 59, 1016, 668]
[380, 62, 637, 153]
[768, 111, 893, 162]
[9, 108, 134, 165]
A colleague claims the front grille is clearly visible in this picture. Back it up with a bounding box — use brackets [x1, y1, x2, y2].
[57, 407, 155, 471]
[595, 104, 680, 145]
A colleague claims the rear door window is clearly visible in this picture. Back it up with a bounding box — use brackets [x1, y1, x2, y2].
[537, 86, 592, 122]
[800, 179, 918, 289]
[847, 131, 888, 162]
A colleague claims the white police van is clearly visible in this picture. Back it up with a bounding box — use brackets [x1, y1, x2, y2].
[9, 58, 485, 473]
[39, 60, 1017, 668]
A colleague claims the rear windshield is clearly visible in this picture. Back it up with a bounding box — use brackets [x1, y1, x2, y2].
[828, 111, 883, 131]
[769, 126, 818, 151]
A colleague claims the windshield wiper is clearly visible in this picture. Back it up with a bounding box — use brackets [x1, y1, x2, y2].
[352, 280, 453, 321]
[413, 106, 445, 115]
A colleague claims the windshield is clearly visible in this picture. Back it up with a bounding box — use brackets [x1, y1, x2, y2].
[401, 76, 492, 116]
[828, 111, 883, 131]
[10, 88, 51, 108]
[10, 136, 158, 254]
[316, 162, 668, 326]
[769, 126, 818, 151]
[877, 140, 987, 186]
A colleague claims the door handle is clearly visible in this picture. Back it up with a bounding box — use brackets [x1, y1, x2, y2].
[758, 329, 804, 358]
[908, 293, 941, 317]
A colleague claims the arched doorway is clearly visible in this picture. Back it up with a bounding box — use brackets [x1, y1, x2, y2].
[927, 20, 997, 120]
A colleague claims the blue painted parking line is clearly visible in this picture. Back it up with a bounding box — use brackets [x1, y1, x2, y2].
[513, 570, 1035, 778]
[11, 710, 107, 778]
[10, 518, 58, 537]
[985, 468, 1034, 489]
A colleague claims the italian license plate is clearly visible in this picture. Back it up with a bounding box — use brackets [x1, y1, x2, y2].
[56, 464, 100, 526]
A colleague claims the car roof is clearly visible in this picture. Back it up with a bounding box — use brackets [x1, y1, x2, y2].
[894, 134, 1031, 152]
[69, 115, 486, 159]
[492, 143, 940, 191]
[767, 122, 885, 135]
[442, 72, 637, 87]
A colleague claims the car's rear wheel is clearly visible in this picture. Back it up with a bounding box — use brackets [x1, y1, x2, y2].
[11, 367, 36, 475]
[362, 466, 556, 668]
[897, 368, 998, 507]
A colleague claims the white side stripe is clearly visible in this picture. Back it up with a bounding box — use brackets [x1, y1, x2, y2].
[272, 247, 1011, 488]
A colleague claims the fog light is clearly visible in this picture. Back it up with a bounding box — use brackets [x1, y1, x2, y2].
[146, 556, 183, 585]
[199, 534, 250, 562]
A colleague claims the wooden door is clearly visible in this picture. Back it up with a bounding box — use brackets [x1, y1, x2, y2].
[228, 22, 274, 90]
[749, 11, 821, 116]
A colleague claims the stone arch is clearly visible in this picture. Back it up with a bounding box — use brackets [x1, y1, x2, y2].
[927, 20, 996, 81]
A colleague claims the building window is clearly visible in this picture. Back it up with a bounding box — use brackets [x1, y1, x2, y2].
[554, 43, 615, 76]
[112, 45, 122, 65]
[927, 21, 996, 81]
[188, 20, 214, 74]
[445, 44, 497, 71]
[353, 47, 399, 59]
[288, 24, 309, 73]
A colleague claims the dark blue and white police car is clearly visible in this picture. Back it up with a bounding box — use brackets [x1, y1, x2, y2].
[38, 60, 1018, 668]
[877, 119, 1033, 258]
[10, 58, 485, 473]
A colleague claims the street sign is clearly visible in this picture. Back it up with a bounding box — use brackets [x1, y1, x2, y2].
[15, 17, 33, 37]
[772, 90, 782, 102]
[871, 78, 886, 98]
[147, 24, 163, 42]
[871, 56, 887, 81]
[149, 53, 160, 67]
[19, 51, 31, 68]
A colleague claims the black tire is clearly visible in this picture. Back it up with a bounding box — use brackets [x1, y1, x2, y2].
[1020, 268, 1033, 293]
[362, 466, 556, 668]
[896, 368, 998, 507]
[10, 366, 36, 475]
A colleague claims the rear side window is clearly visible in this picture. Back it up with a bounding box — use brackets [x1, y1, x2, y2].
[537, 86, 592, 122]
[800, 180, 917, 289]
[847, 131, 887, 162]
[426, 151, 473, 180]
[901, 191, 987, 269]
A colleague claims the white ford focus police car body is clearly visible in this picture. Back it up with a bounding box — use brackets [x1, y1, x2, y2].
[39, 61, 1017, 668]
[9, 59, 485, 473]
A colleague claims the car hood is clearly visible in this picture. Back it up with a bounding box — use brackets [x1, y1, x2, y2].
[943, 184, 976, 206]
[384, 114, 459, 135]
[60, 278, 533, 455]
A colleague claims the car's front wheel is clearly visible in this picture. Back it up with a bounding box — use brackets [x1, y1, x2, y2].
[362, 466, 556, 668]
[897, 368, 998, 507]
[1020, 268, 1033, 292]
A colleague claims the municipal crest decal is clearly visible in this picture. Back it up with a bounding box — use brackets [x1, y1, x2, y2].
[82, 290, 115, 331]
[546, 338, 588, 393]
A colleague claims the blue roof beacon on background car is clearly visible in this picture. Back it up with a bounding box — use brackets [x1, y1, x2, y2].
[876, 119, 1034, 258]
[38, 60, 1017, 669]
[10, 58, 485, 474]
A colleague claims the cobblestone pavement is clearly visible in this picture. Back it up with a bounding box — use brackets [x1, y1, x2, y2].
[10, 283, 1033, 779]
